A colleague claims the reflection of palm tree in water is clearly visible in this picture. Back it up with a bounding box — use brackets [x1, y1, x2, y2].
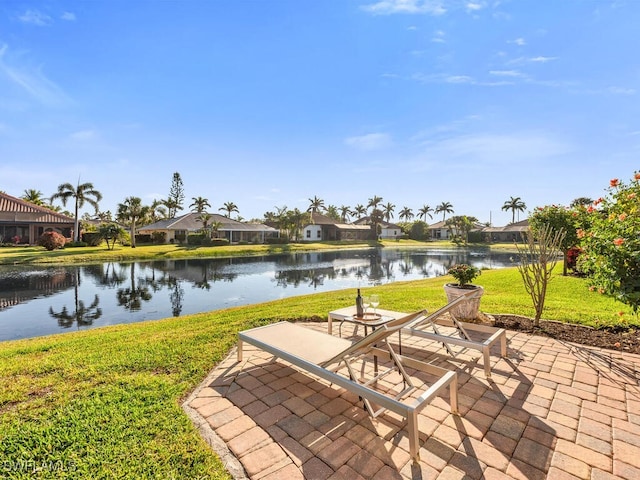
[48, 268, 102, 328]
[116, 263, 152, 311]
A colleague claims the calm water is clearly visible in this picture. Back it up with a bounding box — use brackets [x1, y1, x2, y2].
[0, 248, 516, 341]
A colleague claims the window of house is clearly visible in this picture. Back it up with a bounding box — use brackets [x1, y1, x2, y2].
[306, 230, 311, 238]
[317, 230, 321, 238]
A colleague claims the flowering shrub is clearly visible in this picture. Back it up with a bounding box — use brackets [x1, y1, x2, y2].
[447, 264, 481, 286]
[37, 231, 66, 251]
[579, 172, 640, 312]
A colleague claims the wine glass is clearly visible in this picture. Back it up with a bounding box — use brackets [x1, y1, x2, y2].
[362, 295, 371, 316]
[370, 294, 380, 315]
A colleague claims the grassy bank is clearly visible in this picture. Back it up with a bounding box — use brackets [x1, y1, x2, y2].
[0, 267, 635, 478]
[0, 240, 516, 266]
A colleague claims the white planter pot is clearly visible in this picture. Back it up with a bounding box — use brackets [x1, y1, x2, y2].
[443, 284, 484, 320]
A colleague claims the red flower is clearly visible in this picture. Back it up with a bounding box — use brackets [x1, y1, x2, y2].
[614, 238, 624, 246]
[610, 178, 620, 187]
[619, 213, 627, 221]
[587, 206, 594, 213]
[635, 172, 640, 180]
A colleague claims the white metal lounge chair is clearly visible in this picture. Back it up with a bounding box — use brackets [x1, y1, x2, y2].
[237, 310, 459, 463]
[403, 290, 507, 378]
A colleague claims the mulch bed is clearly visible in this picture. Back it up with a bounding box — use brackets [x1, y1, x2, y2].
[491, 314, 640, 355]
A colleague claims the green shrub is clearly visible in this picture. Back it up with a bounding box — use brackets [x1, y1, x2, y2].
[135, 234, 152, 244]
[266, 237, 288, 244]
[38, 231, 66, 251]
[82, 232, 103, 247]
[65, 241, 88, 248]
[151, 232, 166, 244]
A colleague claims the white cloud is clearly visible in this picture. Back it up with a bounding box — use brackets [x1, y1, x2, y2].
[508, 37, 526, 46]
[361, 0, 447, 15]
[529, 56, 558, 63]
[0, 44, 70, 106]
[431, 30, 446, 43]
[18, 9, 52, 26]
[608, 86, 636, 95]
[489, 70, 524, 77]
[466, 2, 484, 12]
[69, 130, 97, 141]
[61, 12, 77, 21]
[344, 133, 393, 151]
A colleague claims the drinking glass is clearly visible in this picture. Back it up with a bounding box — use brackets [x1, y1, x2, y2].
[362, 296, 371, 316]
[370, 294, 380, 315]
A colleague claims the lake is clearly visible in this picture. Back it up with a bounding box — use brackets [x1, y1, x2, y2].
[0, 247, 516, 341]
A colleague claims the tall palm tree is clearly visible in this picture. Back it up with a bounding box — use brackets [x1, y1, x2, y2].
[117, 197, 150, 248]
[367, 195, 383, 212]
[399, 207, 414, 222]
[418, 204, 434, 222]
[501, 196, 527, 224]
[21, 189, 46, 206]
[307, 196, 325, 214]
[219, 201, 239, 219]
[51, 181, 102, 242]
[162, 198, 181, 219]
[382, 202, 395, 222]
[435, 201, 454, 222]
[197, 212, 213, 236]
[150, 200, 168, 222]
[338, 205, 352, 223]
[190, 196, 211, 213]
[353, 204, 367, 219]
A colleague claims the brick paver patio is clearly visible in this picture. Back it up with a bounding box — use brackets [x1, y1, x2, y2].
[183, 322, 640, 479]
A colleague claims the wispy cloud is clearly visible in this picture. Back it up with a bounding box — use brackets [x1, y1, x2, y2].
[18, 9, 52, 26]
[69, 130, 98, 141]
[344, 132, 393, 150]
[608, 86, 636, 95]
[61, 12, 76, 21]
[466, 2, 484, 12]
[508, 37, 526, 46]
[489, 70, 525, 77]
[411, 72, 515, 86]
[0, 44, 70, 106]
[361, 0, 447, 16]
[431, 30, 446, 43]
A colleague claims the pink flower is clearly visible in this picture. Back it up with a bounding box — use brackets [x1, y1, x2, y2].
[614, 238, 624, 246]
[614, 342, 621, 348]
[619, 213, 627, 221]
[629, 193, 637, 199]
[635, 172, 640, 180]
[587, 206, 595, 213]
[577, 229, 585, 238]
[610, 178, 620, 187]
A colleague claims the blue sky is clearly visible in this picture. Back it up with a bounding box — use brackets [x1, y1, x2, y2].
[1, 0, 638, 226]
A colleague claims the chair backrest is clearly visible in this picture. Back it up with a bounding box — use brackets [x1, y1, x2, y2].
[320, 309, 427, 367]
[412, 289, 480, 328]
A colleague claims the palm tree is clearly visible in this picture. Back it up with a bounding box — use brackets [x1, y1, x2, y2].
[501, 196, 527, 224]
[399, 207, 414, 222]
[367, 195, 383, 212]
[190, 196, 211, 213]
[219, 201, 239, 219]
[435, 201, 454, 222]
[418, 204, 434, 222]
[150, 200, 168, 222]
[21, 189, 46, 206]
[197, 212, 213, 236]
[51, 181, 102, 242]
[353, 204, 367, 219]
[117, 197, 150, 248]
[382, 202, 395, 222]
[307, 196, 325, 214]
[338, 205, 352, 223]
[162, 198, 181, 219]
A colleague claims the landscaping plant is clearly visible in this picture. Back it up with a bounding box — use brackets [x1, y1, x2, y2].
[579, 172, 640, 313]
[37, 231, 66, 251]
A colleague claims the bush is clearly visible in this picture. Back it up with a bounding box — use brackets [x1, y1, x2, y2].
[266, 237, 289, 244]
[151, 232, 166, 244]
[410, 221, 428, 241]
[579, 172, 640, 312]
[65, 241, 88, 248]
[447, 264, 481, 286]
[135, 234, 152, 244]
[82, 232, 103, 247]
[187, 234, 207, 245]
[38, 231, 66, 251]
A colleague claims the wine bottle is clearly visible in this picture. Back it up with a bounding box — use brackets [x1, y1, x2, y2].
[356, 288, 364, 317]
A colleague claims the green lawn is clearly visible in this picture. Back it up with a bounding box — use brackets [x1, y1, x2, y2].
[0, 266, 635, 478]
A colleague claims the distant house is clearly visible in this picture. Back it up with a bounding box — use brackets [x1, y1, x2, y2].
[0, 192, 75, 245]
[137, 212, 278, 244]
[427, 220, 485, 241]
[302, 213, 370, 241]
[352, 216, 403, 240]
[482, 219, 529, 243]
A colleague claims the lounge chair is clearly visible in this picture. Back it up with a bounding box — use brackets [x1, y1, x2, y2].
[237, 310, 459, 463]
[403, 289, 507, 378]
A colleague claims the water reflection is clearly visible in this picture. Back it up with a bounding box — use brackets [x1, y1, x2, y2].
[0, 247, 515, 341]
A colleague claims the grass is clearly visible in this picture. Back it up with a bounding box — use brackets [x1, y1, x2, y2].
[0, 240, 517, 266]
[0, 266, 636, 478]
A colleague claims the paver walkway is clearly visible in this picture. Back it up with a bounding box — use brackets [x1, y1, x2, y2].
[184, 322, 640, 479]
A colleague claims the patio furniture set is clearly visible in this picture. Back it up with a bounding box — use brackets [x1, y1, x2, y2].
[237, 290, 507, 463]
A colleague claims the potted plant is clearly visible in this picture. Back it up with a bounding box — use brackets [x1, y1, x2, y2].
[443, 264, 484, 320]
